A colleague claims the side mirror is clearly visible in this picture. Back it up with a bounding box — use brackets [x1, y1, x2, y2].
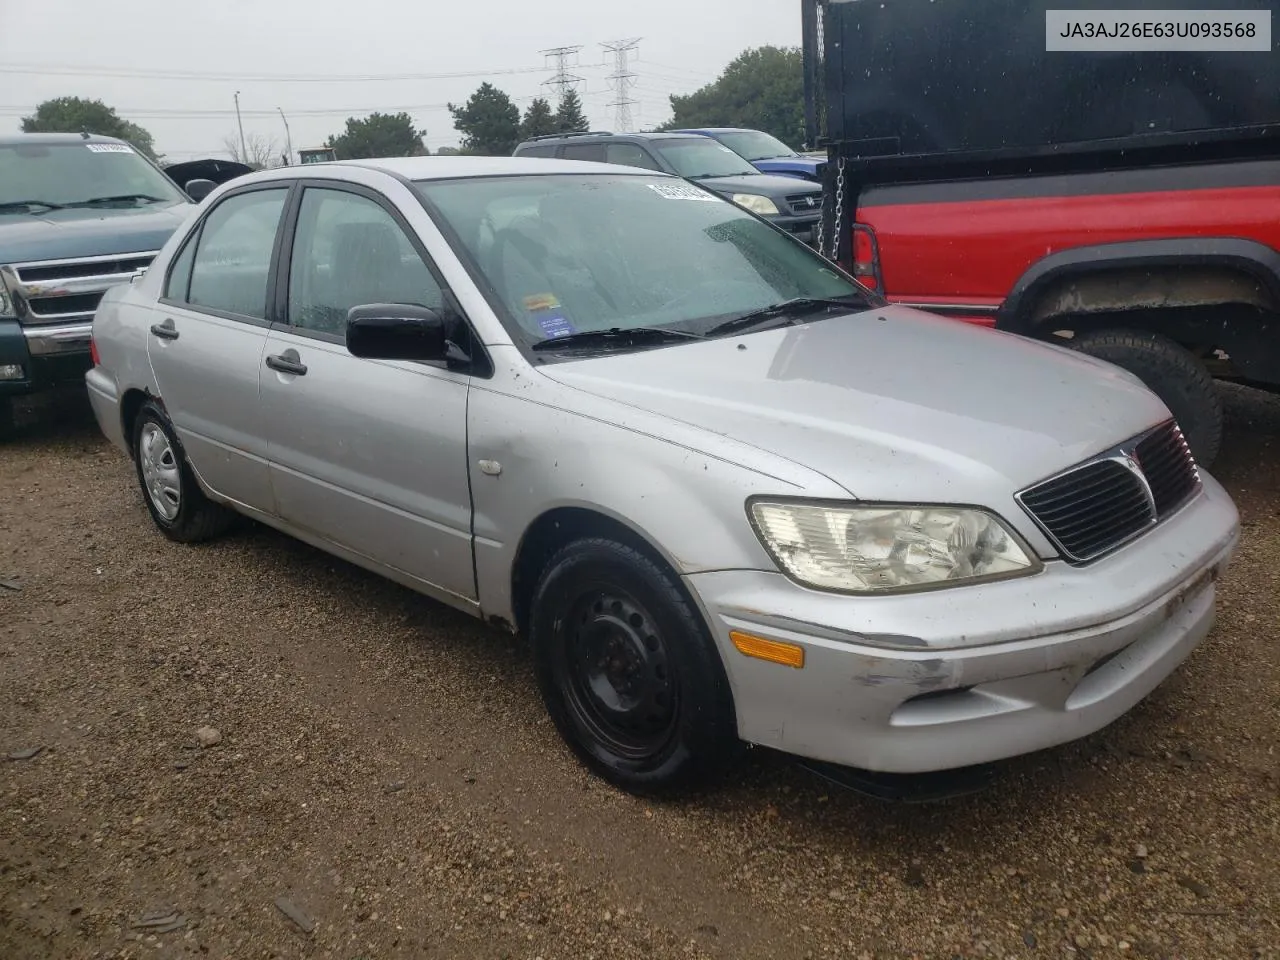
[185, 178, 216, 202]
[346, 304, 448, 362]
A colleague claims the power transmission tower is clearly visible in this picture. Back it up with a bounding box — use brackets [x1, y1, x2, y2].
[601, 39, 641, 132]
[540, 46, 584, 100]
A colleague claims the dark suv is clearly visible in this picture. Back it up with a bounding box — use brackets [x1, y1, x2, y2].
[513, 132, 823, 245]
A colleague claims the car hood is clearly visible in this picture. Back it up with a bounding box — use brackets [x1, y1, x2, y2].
[0, 202, 192, 264]
[538, 305, 1171, 503]
[697, 173, 822, 199]
[756, 156, 824, 171]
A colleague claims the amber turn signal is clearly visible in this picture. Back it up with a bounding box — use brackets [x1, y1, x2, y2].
[729, 631, 805, 669]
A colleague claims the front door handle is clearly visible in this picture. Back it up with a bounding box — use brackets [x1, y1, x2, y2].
[150, 320, 179, 341]
[265, 353, 307, 376]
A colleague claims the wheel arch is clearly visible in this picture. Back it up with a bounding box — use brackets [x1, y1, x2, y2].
[994, 238, 1280, 337]
[509, 505, 695, 640]
[120, 387, 159, 454]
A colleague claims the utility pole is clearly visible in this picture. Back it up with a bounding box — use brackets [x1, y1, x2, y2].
[233, 91, 247, 163]
[277, 107, 294, 166]
[540, 45, 583, 100]
[601, 39, 641, 133]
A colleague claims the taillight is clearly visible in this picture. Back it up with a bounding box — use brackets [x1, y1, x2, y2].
[851, 224, 883, 294]
[90, 337, 100, 366]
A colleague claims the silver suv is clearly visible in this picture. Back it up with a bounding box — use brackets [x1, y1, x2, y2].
[85, 157, 1239, 795]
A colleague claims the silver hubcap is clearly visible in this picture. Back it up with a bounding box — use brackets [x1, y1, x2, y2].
[139, 422, 181, 521]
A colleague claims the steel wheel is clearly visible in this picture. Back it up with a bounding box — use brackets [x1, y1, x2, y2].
[530, 538, 740, 794]
[138, 420, 182, 521]
[559, 586, 681, 761]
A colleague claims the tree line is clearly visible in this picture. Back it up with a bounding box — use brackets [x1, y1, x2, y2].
[17, 46, 804, 165]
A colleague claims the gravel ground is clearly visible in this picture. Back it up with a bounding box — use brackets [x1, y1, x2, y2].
[2, 385, 1277, 960]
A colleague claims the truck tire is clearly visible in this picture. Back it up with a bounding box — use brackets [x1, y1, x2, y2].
[1071, 328, 1223, 467]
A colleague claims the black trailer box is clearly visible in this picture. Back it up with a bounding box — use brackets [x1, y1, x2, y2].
[816, 0, 1280, 163]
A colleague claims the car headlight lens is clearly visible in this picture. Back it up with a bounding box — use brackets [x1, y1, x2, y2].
[0, 283, 13, 319]
[731, 193, 780, 216]
[749, 501, 1041, 594]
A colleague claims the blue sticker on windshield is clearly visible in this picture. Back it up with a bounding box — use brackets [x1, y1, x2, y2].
[536, 310, 575, 339]
[523, 293, 575, 339]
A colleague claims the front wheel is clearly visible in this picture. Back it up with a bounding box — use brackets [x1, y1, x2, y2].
[528, 538, 740, 795]
[132, 400, 235, 543]
[1071, 328, 1224, 467]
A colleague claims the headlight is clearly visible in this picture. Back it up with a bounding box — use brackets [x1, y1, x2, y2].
[0, 283, 13, 319]
[749, 500, 1042, 594]
[731, 194, 780, 216]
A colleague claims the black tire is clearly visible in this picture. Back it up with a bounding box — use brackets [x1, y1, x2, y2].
[1071, 328, 1223, 467]
[528, 538, 740, 795]
[131, 400, 235, 543]
[0, 396, 14, 442]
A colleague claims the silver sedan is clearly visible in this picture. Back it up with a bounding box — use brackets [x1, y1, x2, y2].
[85, 157, 1239, 795]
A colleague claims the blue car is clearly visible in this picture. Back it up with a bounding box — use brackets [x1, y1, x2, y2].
[673, 128, 825, 182]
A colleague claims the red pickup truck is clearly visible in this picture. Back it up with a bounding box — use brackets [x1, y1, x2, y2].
[803, 0, 1280, 467]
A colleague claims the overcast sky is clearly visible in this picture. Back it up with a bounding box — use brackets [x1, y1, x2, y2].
[0, 0, 798, 162]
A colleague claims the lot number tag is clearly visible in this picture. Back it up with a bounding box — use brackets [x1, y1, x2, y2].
[647, 183, 721, 202]
[85, 143, 134, 154]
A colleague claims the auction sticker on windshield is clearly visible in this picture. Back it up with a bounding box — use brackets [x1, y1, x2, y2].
[524, 294, 576, 338]
[647, 183, 722, 202]
[85, 143, 135, 154]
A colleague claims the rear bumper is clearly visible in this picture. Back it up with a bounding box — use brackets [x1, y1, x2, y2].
[85, 365, 128, 452]
[0, 319, 93, 396]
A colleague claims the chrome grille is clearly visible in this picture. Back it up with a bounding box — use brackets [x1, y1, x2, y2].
[3, 252, 156, 325]
[1017, 421, 1201, 564]
[1135, 421, 1200, 515]
[784, 192, 822, 216]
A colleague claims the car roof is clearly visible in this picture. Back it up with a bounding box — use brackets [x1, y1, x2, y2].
[518, 131, 704, 146]
[672, 128, 751, 135]
[229, 155, 673, 183]
[0, 132, 130, 147]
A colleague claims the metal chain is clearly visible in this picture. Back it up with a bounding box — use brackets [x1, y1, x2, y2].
[818, 156, 846, 261]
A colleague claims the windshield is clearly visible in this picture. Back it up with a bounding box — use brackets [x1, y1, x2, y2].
[415, 173, 867, 357]
[0, 141, 188, 209]
[712, 130, 798, 162]
[650, 139, 761, 179]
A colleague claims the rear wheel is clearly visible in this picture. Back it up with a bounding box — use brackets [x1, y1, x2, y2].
[1071, 328, 1223, 467]
[132, 400, 235, 543]
[529, 538, 739, 795]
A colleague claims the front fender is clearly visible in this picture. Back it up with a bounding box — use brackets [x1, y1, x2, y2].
[467, 358, 849, 624]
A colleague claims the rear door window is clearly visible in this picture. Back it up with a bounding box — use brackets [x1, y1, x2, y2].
[185, 188, 288, 321]
[561, 143, 607, 163]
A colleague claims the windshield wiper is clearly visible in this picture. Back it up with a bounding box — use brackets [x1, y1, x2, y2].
[68, 194, 165, 207]
[0, 199, 65, 213]
[531, 326, 704, 353]
[705, 296, 868, 338]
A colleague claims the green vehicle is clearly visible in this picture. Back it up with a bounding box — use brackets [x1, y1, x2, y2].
[0, 132, 217, 439]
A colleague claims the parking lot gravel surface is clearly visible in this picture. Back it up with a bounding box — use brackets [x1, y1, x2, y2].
[2, 386, 1278, 960]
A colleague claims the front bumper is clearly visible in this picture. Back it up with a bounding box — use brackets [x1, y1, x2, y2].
[685, 473, 1240, 774]
[0, 318, 93, 396]
[768, 214, 820, 245]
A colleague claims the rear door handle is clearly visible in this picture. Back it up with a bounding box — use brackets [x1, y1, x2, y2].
[150, 320, 179, 341]
[265, 354, 307, 376]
